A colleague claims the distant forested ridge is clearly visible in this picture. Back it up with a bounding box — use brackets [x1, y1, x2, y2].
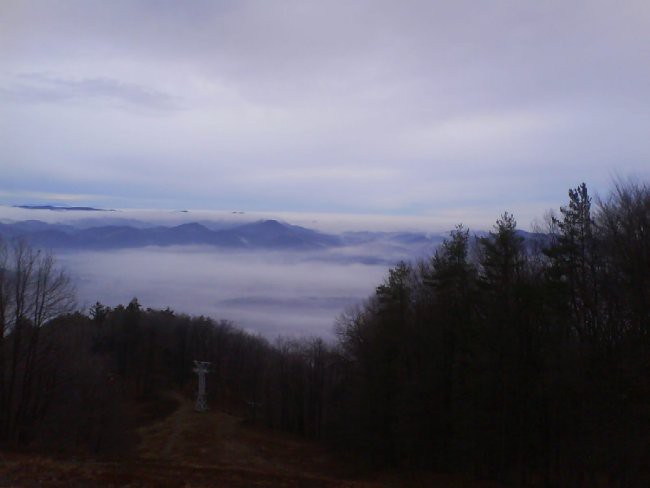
[0, 179, 648, 485]
[0, 219, 341, 250]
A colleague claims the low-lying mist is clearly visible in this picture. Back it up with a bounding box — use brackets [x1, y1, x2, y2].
[58, 245, 403, 339]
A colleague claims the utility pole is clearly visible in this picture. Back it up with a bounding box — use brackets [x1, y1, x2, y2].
[193, 360, 211, 412]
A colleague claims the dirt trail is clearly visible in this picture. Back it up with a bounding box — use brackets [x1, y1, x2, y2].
[135, 392, 358, 485]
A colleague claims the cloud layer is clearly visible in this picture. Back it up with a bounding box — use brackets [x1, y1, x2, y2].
[59, 246, 392, 339]
[2, 0, 649, 224]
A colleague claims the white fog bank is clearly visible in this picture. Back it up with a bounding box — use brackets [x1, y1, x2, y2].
[58, 246, 394, 339]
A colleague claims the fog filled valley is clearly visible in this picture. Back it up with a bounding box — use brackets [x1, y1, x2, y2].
[0, 211, 448, 338]
[1, 180, 649, 486]
[60, 247, 390, 338]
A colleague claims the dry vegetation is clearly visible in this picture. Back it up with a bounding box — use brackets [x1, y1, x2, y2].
[0, 392, 501, 487]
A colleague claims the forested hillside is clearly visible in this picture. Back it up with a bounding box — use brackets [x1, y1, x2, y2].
[1, 179, 648, 486]
[332, 181, 650, 485]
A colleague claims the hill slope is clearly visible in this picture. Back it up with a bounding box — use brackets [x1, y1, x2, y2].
[0, 393, 504, 487]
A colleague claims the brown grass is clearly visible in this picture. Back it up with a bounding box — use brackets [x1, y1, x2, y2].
[0, 393, 502, 487]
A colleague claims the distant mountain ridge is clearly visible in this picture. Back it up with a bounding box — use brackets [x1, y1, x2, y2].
[0, 219, 342, 250]
[14, 205, 114, 211]
[0, 218, 544, 253]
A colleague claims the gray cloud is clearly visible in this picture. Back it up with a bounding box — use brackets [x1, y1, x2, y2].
[1, 0, 649, 221]
[0, 73, 181, 112]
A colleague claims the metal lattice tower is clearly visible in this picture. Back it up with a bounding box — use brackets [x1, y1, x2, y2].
[193, 360, 211, 412]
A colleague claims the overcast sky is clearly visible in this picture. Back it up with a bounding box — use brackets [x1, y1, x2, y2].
[1, 0, 649, 229]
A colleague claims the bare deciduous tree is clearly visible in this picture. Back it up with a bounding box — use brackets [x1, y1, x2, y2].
[0, 238, 76, 440]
